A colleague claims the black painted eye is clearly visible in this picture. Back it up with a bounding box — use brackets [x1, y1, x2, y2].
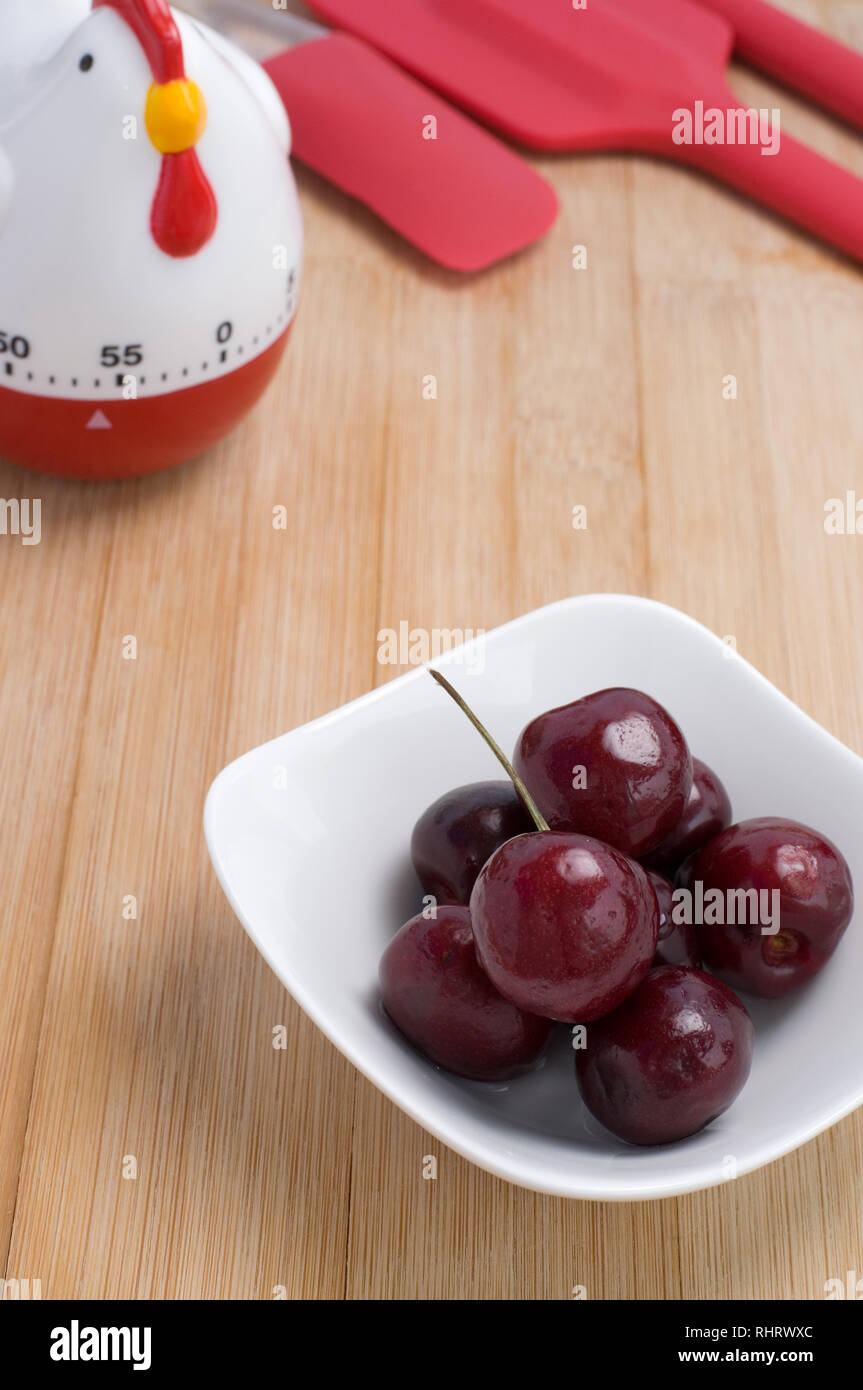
[79, 54, 94, 72]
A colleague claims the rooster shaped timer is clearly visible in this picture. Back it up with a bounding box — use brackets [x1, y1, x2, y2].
[0, 0, 302, 479]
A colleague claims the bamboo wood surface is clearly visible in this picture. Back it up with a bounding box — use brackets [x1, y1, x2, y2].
[1, 0, 862, 1300]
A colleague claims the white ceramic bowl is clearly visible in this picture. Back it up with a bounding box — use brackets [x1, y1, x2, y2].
[204, 595, 863, 1200]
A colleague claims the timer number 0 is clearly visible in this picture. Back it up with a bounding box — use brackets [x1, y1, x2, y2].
[0, 331, 30, 358]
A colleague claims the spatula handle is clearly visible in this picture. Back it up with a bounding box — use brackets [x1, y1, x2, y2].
[698, 0, 863, 130]
[677, 114, 863, 265]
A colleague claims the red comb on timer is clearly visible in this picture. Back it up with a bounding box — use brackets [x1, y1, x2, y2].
[0, 0, 302, 479]
[94, 0, 217, 257]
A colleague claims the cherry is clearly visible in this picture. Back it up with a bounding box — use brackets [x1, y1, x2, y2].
[379, 906, 553, 1081]
[678, 817, 854, 998]
[648, 869, 701, 968]
[644, 757, 732, 878]
[411, 781, 533, 906]
[513, 688, 692, 858]
[576, 966, 754, 1144]
[471, 832, 659, 1022]
[427, 671, 659, 1023]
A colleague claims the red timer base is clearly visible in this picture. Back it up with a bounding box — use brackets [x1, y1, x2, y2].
[0, 329, 291, 481]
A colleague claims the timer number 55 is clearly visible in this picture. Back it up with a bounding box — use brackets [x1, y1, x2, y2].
[100, 344, 143, 367]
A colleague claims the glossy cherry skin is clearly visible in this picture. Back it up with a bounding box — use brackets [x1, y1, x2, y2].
[379, 906, 553, 1081]
[644, 758, 732, 879]
[678, 818, 854, 999]
[411, 781, 533, 906]
[469, 832, 659, 1023]
[648, 870, 702, 968]
[513, 688, 692, 858]
[576, 966, 754, 1145]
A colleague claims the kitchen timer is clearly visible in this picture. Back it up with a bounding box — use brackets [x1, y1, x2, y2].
[0, 0, 302, 479]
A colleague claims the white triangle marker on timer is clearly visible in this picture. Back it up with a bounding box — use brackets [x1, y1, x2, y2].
[85, 410, 113, 431]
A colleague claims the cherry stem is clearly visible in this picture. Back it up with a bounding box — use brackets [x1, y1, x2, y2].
[429, 668, 550, 833]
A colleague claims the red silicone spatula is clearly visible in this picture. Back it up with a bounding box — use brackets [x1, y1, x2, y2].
[307, 0, 863, 263]
[188, 0, 557, 271]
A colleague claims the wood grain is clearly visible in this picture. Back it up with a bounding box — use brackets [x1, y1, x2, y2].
[1, 0, 862, 1300]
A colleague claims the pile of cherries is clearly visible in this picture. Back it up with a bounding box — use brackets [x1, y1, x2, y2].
[380, 674, 855, 1146]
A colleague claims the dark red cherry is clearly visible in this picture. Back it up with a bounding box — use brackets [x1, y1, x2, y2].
[513, 688, 692, 858]
[411, 781, 533, 906]
[379, 906, 553, 1081]
[648, 869, 702, 968]
[678, 817, 854, 999]
[469, 832, 658, 1022]
[576, 966, 754, 1144]
[644, 757, 732, 878]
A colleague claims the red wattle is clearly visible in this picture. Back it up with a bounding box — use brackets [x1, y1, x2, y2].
[151, 149, 217, 258]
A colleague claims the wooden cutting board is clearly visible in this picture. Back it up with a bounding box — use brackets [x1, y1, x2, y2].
[0, 0, 861, 1300]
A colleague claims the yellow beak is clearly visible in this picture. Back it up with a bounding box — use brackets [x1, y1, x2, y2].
[145, 79, 207, 155]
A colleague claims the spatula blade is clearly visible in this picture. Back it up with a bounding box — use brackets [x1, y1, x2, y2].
[265, 34, 559, 270]
[607, 0, 734, 71]
[307, 0, 683, 148]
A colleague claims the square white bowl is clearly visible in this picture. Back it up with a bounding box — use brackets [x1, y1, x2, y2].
[204, 595, 863, 1200]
